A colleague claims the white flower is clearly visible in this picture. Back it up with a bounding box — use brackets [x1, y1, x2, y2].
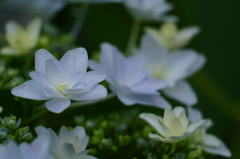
[123, 0, 173, 22]
[89, 43, 171, 109]
[69, 0, 122, 3]
[12, 48, 107, 113]
[0, 0, 66, 21]
[138, 35, 206, 105]
[0, 137, 50, 159]
[145, 21, 200, 50]
[1, 18, 41, 55]
[139, 107, 204, 143]
[36, 126, 96, 159]
[188, 108, 232, 158]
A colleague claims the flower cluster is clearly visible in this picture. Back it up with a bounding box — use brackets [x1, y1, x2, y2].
[0, 0, 233, 158]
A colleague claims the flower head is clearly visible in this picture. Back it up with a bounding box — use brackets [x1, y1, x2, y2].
[139, 107, 204, 143]
[36, 126, 96, 159]
[138, 35, 205, 105]
[188, 107, 232, 158]
[0, 137, 50, 159]
[1, 18, 41, 55]
[123, 0, 173, 22]
[145, 21, 200, 50]
[12, 48, 107, 113]
[89, 43, 171, 109]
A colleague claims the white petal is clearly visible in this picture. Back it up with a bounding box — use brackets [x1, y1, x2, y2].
[164, 50, 199, 85]
[186, 120, 204, 134]
[60, 48, 88, 76]
[27, 18, 42, 47]
[1, 47, 19, 55]
[59, 126, 70, 142]
[20, 137, 50, 159]
[148, 134, 172, 143]
[45, 59, 65, 87]
[80, 71, 106, 90]
[131, 77, 166, 94]
[70, 126, 86, 141]
[176, 26, 200, 48]
[163, 80, 197, 105]
[124, 53, 147, 85]
[45, 98, 71, 113]
[35, 49, 58, 74]
[203, 134, 231, 157]
[29, 71, 59, 94]
[187, 53, 206, 76]
[139, 113, 169, 137]
[187, 107, 203, 123]
[11, 80, 49, 100]
[69, 84, 107, 101]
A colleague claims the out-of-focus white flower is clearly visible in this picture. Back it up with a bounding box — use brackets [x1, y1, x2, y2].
[145, 21, 200, 50]
[12, 48, 107, 113]
[0, 137, 50, 159]
[188, 108, 232, 158]
[69, 0, 122, 3]
[1, 18, 41, 55]
[139, 107, 204, 143]
[123, 0, 173, 22]
[138, 35, 205, 105]
[36, 126, 96, 159]
[89, 43, 171, 109]
[0, 0, 66, 22]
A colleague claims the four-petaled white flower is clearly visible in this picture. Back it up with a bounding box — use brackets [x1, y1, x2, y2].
[139, 107, 204, 143]
[1, 18, 41, 55]
[188, 107, 232, 158]
[145, 21, 200, 50]
[89, 43, 171, 109]
[138, 35, 205, 105]
[12, 48, 107, 113]
[36, 126, 96, 159]
[0, 137, 50, 159]
[123, 0, 173, 22]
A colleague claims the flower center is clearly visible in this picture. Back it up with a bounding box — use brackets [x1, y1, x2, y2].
[57, 82, 67, 93]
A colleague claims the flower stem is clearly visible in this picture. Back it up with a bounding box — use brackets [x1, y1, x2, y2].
[70, 3, 89, 40]
[71, 92, 116, 107]
[169, 143, 177, 155]
[125, 18, 141, 56]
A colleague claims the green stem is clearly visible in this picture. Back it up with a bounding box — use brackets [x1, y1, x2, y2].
[70, 3, 89, 40]
[125, 18, 141, 56]
[191, 70, 240, 122]
[169, 143, 177, 155]
[25, 108, 48, 125]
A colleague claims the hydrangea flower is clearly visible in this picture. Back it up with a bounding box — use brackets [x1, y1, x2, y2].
[188, 107, 232, 158]
[145, 21, 200, 50]
[0, 137, 50, 159]
[138, 35, 205, 105]
[1, 18, 41, 55]
[139, 107, 204, 143]
[35, 126, 96, 159]
[12, 48, 107, 113]
[89, 43, 171, 109]
[123, 0, 173, 22]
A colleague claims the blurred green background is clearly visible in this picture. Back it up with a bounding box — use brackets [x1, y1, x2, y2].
[0, 0, 239, 158]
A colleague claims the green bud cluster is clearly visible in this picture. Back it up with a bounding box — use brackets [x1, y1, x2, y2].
[0, 115, 32, 144]
[75, 108, 212, 159]
[0, 61, 23, 90]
